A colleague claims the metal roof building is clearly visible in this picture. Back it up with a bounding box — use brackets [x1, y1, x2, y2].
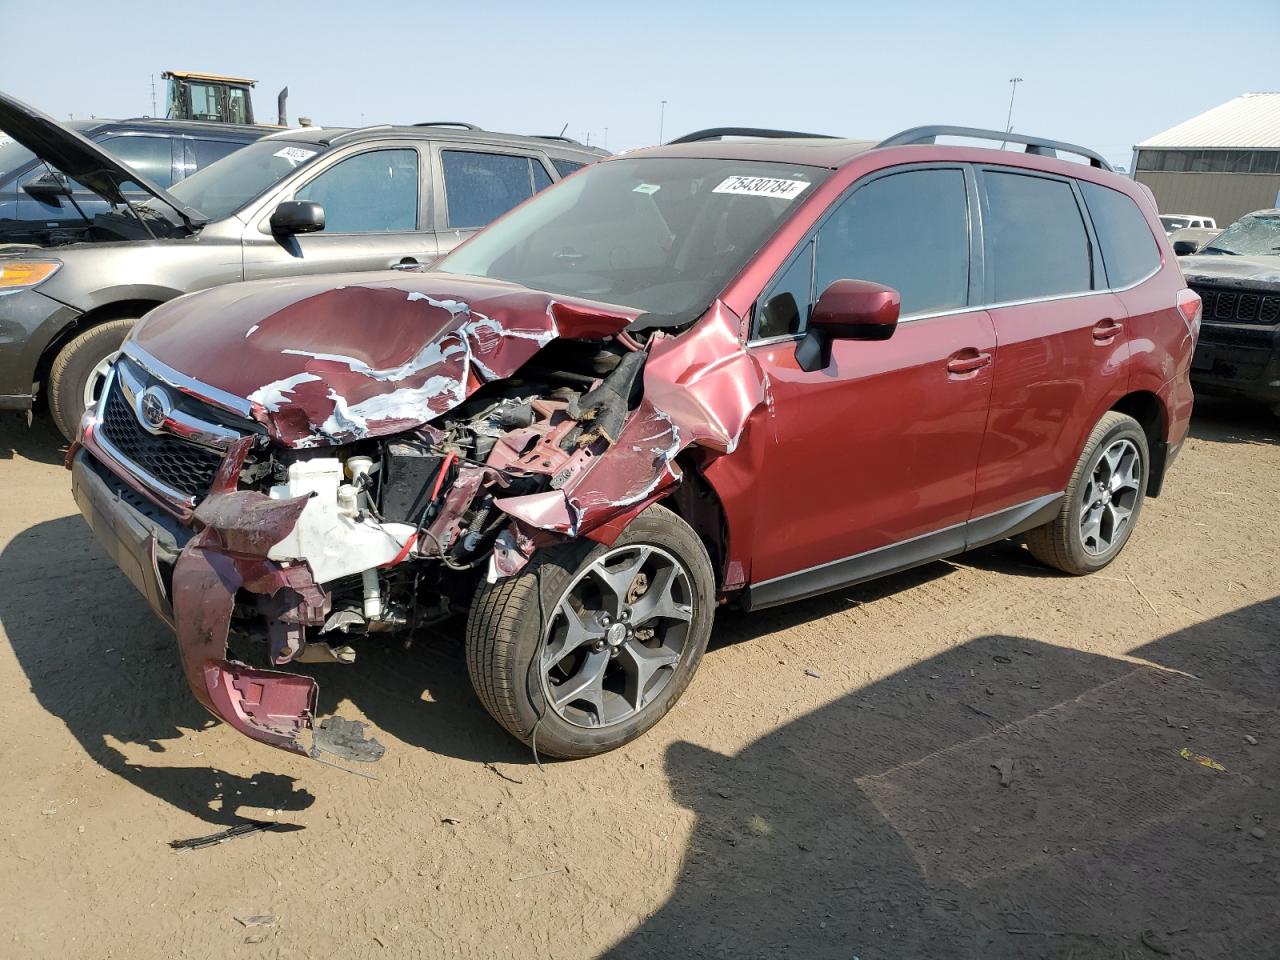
[1134, 93, 1280, 225]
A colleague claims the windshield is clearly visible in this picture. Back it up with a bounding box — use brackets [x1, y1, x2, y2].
[436, 157, 830, 321]
[1198, 213, 1280, 256]
[159, 138, 323, 221]
[1160, 216, 1189, 231]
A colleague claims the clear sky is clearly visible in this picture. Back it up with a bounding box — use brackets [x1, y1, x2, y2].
[2, 0, 1277, 169]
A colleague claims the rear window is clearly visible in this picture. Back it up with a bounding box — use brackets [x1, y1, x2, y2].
[1080, 181, 1160, 288]
[983, 171, 1091, 302]
[442, 150, 536, 229]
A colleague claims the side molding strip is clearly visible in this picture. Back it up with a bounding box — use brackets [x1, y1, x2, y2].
[745, 492, 1065, 611]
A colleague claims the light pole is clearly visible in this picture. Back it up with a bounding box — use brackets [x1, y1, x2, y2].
[659, 100, 667, 144]
[1005, 77, 1023, 133]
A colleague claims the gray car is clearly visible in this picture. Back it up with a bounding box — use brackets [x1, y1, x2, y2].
[0, 94, 603, 439]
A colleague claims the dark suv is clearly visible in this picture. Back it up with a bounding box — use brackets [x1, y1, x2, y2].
[0, 114, 271, 245]
[69, 125, 1199, 763]
[0, 93, 604, 439]
[1177, 209, 1280, 415]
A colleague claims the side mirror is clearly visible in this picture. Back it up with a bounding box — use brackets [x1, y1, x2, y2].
[269, 200, 325, 236]
[23, 173, 72, 202]
[796, 279, 900, 372]
[1172, 239, 1200, 256]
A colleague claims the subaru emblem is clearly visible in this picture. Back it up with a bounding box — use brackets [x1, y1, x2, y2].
[138, 385, 172, 432]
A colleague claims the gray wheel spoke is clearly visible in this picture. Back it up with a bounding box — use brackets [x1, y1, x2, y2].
[588, 546, 652, 618]
[1081, 507, 1104, 547]
[550, 649, 609, 714]
[628, 562, 691, 626]
[1113, 454, 1140, 494]
[544, 599, 605, 668]
[618, 642, 680, 711]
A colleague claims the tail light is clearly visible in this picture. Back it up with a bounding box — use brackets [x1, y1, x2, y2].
[1176, 288, 1201, 337]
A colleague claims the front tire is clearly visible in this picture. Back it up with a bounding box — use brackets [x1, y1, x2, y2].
[47, 318, 137, 442]
[466, 505, 715, 759]
[1026, 411, 1149, 575]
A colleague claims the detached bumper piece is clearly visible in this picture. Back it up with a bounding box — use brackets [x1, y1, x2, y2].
[170, 504, 386, 763]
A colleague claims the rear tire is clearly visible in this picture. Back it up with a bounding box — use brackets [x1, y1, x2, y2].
[466, 505, 715, 759]
[48, 318, 137, 441]
[1026, 411, 1149, 575]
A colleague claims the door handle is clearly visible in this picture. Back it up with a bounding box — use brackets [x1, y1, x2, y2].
[390, 258, 421, 272]
[1092, 318, 1123, 342]
[946, 350, 993, 375]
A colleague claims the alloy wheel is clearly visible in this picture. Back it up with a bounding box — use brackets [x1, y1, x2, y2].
[1078, 437, 1142, 556]
[541, 544, 694, 729]
[82, 354, 115, 412]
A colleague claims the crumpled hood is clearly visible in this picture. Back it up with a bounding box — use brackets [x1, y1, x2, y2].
[1180, 253, 1280, 285]
[129, 271, 640, 447]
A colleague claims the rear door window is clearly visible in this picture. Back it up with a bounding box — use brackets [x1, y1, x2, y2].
[982, 170, 1091, 302]
[813, 167, 970, 318]
[190, 138, 243, 172]
[442, 150, 540, 228]
[295, 148, 419, 233]
[99, 135, 175, 188]
[1079, 181, 1160, 288]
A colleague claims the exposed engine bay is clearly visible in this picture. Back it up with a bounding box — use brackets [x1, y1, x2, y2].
[230, 337, 650, 658]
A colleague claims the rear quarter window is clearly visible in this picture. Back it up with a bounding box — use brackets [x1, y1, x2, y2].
[1080, 181, 1161, 288]
[552, 159, 586, 178]
[983, 170, 1091, 303]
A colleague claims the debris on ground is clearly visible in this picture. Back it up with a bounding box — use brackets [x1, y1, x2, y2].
[804, 669, 823, 679]
[234, 916, 276, 927]
[1245, 734, 1259, 745]
[169, 820, 302, 851]
[441, 817, 461, 825]
[511, 867, 566, 882]
[992, 758, 1015, 787]
[1178, 747, 1226, 772]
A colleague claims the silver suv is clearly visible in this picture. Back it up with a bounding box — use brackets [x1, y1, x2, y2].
[0, 92, 603, 439]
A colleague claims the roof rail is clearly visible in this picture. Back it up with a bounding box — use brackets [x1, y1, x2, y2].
[535, 134, 582, 145]
[413, 121, 483, 130]
[876, 125, 1113, 170]
[668, 126, 838, 144]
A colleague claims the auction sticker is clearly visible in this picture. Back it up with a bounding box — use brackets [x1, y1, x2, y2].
[712, 175, 810, 200]
[274, 146, 318, 165]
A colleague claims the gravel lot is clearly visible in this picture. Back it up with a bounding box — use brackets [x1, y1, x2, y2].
[0, 398, 1276, 959]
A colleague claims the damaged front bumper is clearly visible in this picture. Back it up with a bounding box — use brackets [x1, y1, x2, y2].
[72, 445, 381, 760]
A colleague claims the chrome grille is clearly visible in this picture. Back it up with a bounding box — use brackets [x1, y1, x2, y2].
[99, 380, 225, 501]
[1191, 284, 1280, 325]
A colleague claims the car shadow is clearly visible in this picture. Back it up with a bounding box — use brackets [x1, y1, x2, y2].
[0, 515, 316, 826]
[0, 414, 66, 465]
[1191, 396, 1278, 446]
[602, 597, 1280, 958]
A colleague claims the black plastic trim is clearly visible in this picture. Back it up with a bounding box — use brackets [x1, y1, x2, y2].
[668, 127, 838, 145]
[745, 493, 1064, 610]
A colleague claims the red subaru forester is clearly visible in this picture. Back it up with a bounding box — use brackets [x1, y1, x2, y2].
[70, 125, 1200, 762]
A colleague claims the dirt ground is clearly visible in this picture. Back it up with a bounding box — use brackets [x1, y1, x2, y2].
[0, 398, 1277, 960]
